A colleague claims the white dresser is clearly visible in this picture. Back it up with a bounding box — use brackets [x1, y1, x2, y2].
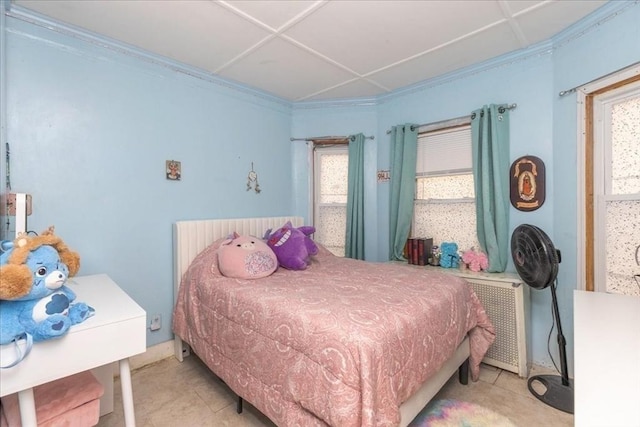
[0, 274, 146, 426]
[574, 290, 640, 427]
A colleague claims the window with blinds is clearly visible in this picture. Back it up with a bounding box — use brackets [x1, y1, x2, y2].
[412, 123, 481, 253]
[415, 125, 474, 200]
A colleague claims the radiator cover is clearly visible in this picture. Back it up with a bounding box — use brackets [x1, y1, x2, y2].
[465, 277, 530, 377]
[426, 267, 531, 377]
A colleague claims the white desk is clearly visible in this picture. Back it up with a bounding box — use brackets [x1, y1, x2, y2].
[574, 290, 640, 427]
[0, 274, 146, 426]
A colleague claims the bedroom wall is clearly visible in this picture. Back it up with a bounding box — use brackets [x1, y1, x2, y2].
[2, 0, 637, 371]
[291, 1, 640, 374]
[295, 46, 558, 368]
[1, 14, 294, 347]
[549, 0, 640, 376]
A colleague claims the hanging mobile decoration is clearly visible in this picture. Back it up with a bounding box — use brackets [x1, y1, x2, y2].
[246, 162, 261, 194]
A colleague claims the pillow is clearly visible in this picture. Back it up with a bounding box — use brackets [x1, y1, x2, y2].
[217, 233, 278, 279]
[264, 221, 318, 270]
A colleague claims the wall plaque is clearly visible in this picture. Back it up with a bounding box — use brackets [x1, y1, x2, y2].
[510, 155, 545, 211]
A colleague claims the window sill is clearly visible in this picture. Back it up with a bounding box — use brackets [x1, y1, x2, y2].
[390, 260, 523, 285]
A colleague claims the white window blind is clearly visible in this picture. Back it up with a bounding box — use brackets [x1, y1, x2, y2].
[416, 126, 472, 176]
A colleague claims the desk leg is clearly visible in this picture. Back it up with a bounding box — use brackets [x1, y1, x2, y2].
[119, 358, 136, 427]
[17, 388, 37, 426]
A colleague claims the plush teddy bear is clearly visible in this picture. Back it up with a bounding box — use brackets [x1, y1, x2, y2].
[439, 242, 460, 268]
[461, 248, 489, 272]
[0, 227, 94, 350]
[0, 262, 32, 301]
[264, 221, 318, 270]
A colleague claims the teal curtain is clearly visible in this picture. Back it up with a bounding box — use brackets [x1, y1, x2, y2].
[471, 105, 510, 272]
[389, 124, 418, 261]
[345, 133, 365, 260]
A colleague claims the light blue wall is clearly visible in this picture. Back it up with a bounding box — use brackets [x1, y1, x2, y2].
[550, 0, 640, 375]
[290, 1, 639, 373]
[2, 16, 294, 346]
[2, 1, 638, 370]
[294, 46, 560, 367]
[376, 49, 557, 259]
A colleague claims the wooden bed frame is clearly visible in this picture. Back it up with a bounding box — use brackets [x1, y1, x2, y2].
[172, 216, 470, 427]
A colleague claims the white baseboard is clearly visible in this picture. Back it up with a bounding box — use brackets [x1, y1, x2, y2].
[128, 340, 175, 371]
[106, 340, 176, 378]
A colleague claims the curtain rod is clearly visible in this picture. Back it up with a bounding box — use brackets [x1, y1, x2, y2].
[558, 60, 640, 97]
[386, 103, 517, 134]
[290, 135, 375, 142]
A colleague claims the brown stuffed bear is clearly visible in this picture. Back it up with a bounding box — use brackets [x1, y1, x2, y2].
[0, 226, 80, 300]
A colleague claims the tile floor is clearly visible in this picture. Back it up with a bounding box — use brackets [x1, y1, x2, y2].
[97, 355, 574, 427]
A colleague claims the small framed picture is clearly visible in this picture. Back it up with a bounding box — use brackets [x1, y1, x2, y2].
[166, 160, 181, 181]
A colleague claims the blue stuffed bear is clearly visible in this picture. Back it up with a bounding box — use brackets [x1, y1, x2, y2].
[0, 228, 94, 349]
[439, 242, 460, 268]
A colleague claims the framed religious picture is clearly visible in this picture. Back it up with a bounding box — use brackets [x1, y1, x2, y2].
[510, 155, 545, 211]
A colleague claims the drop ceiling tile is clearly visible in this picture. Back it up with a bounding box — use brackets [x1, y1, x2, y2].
[283, 0, 507, 75]
[14, 0, 271, 72]
[303, 78, 388, 101]
[11, 0, 615, 102]
[223, 0, 320, 30]
[370, 22, 521, 92]
[219, 37, 357, 101]
[515, 0, 608, 45]
[504, 1, 547, 15]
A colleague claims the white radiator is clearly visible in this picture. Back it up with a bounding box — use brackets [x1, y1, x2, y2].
[465, 276, 530, 377]
[427, 267, 531, 377]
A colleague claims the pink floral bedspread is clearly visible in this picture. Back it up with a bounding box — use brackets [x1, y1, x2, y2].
[173, 243, 494, 427]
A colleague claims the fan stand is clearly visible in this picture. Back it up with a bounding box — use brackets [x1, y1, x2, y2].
[527, 281, 574, 414]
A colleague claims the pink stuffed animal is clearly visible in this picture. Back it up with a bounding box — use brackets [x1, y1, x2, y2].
[217, 233, 278, 279]
[461, 248, 489, 272]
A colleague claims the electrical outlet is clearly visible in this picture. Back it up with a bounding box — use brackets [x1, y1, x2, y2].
[149, 314, 162, 331]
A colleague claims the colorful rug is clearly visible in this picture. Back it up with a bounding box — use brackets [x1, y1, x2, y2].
[409, 399, 517, 427]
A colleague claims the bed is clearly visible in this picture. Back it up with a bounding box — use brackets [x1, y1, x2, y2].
[172, 216, 495, 427]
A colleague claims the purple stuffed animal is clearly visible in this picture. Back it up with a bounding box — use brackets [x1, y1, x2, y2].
[264, 221, 318, 270]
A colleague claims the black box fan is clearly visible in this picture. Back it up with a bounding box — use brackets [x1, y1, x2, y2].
[511, 224, 573, 414]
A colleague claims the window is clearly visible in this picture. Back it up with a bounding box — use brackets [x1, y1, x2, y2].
[313, 146, 348, 256]
[412, 123, 481, 253]
[592, 78, 640, 296]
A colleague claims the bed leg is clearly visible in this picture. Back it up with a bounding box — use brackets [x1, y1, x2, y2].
[237, 396, 243, 414]
[458, 358, 469, 385]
